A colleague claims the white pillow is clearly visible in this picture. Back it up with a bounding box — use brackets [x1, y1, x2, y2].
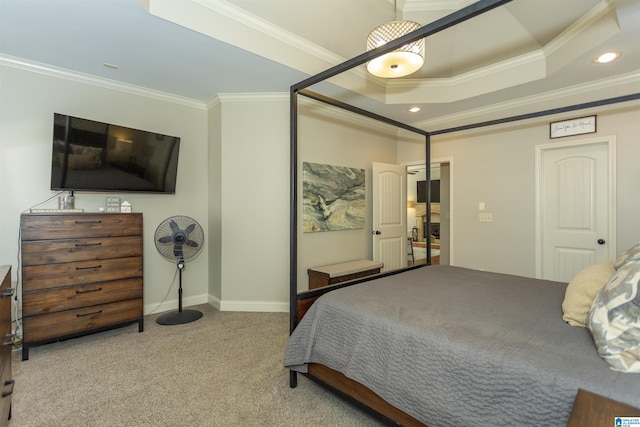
[613, 241, 640, 269]
[562, 261, 615, 327]
[588, 260, 640, 372]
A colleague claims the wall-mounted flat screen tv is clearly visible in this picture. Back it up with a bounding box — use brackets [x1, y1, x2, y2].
[417, 180, 440, 203]
[51, 113, 180, 194]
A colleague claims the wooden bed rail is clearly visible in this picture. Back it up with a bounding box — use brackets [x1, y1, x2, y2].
[306, 363, 427, 426]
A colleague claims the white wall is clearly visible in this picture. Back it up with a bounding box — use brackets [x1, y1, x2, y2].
[296, 102, 398, 290]
[4, 62, 638, 316]
[399, 102, 640, 277]
[0, 64, 209, 315]
[207, 101, 223, 303]
[212, 95, 291, 311]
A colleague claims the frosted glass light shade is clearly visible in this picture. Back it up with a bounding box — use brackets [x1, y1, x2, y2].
[366, 20, 425, 78]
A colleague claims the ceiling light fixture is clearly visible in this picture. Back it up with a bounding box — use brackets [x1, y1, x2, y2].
[366, 3, 424, 79]
[408, 106, 421, 113]
[594, 52, 620, 64]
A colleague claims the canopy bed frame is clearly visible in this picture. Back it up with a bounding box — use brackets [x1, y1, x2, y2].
[288, 0, 640, 424]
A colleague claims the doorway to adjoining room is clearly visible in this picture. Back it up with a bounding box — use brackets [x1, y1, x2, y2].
[406, 161, 451, 266]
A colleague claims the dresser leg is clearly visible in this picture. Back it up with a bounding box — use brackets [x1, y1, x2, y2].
[138, 318, 144, 333]
[22, 346, 28, 361]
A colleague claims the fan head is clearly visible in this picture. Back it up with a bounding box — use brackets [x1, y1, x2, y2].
[154, 215, 204, 262]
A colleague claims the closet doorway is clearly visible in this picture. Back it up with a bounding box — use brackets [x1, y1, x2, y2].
[406, 158, 452, 266]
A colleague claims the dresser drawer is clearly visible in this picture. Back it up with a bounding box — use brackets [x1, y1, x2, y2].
[21, 213, 142, 240]
[22, 235, 143, 266]
[22, 278, 143, 317]
[22, 256, 143, 292]
[23, 298, 143, 343]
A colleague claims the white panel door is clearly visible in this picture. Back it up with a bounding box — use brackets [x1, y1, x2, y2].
[537, 137, 615, 282]
[372, 162, 407, 272]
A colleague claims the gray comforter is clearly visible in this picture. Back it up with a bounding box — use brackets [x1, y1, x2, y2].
[284, 265, 640, 426]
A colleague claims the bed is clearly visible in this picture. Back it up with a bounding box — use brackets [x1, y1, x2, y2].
[286, 1, 640, 424]
[285, 265, 640, 426]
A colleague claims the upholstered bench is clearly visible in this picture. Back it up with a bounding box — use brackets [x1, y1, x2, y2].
[307, 259, 383, 289]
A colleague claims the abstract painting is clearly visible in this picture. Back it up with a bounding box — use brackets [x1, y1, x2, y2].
[302, 162, 365, 232]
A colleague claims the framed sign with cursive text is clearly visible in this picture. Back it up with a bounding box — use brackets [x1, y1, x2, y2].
[550, 115, 597, 139]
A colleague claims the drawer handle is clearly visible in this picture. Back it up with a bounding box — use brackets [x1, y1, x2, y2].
[75, 242, 102, 247]
[76, 287, 103, 294]
[1, 287, 14, 298]
[75, 265, 102, 271]
[2, 380, 14, 398]
[76, 309, 103, 317]
[75, 220, 102, 224]
[2, 333, 16, 347]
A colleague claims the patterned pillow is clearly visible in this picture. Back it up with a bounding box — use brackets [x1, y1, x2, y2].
[562, 261, 615, 327]
[614, 241, 640, 269]
[588, 260, 640, 372]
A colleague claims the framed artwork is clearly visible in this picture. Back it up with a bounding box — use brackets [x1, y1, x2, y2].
[550, 115, 596, 139]
[302, 162, 365, 232]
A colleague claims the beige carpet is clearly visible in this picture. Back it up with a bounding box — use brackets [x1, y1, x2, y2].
[10, 304, 381, 426]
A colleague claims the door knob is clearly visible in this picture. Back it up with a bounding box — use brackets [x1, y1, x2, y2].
[372, 230, 381, 235]
[597, 239, 606, 245]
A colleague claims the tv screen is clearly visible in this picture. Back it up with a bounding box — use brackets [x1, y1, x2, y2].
[51, 113, 180, 194]
[417, 180, 440, 203]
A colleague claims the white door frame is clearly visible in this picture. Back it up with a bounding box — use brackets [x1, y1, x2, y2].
[534, 136, 616, 279]
[403, 156, 455, 265]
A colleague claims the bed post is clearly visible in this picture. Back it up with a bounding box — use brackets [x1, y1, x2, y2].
[286, 0, 516, 393]
[289, 85, 299, 388]
[425, 133, 432, 265]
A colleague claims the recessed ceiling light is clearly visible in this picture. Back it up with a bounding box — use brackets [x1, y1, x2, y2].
[594, 52, 620, 64]
[408, 106, 421, 113]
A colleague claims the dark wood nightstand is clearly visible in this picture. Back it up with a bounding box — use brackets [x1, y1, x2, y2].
[567, 389, 640, 427]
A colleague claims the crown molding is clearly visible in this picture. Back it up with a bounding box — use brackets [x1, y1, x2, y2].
[206, 93, 289, 111]
[216, 93, 289, 103]
[402, 0, 476, 12]
[385, 0, 616, 104]
[389, 50, 545, 90]
[192, 0, 343, 65]
[386, 50, 546, 103]
[543, 0, 615, 58]
[298, 96, 398, 135]
[146, 0, 380, 102]
[416, 70, 640, 130]
[153, 0, 360, 78]
[0, 54, 207, 110]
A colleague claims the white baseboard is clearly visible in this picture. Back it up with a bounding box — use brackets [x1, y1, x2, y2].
[144, 294, 208, 316]
[208, 294, 288, 312]
[145, 294, 289, 314]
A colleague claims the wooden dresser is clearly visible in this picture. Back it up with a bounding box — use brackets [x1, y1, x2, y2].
[20, 213, 144, 360]
[1, 266, 14, 425]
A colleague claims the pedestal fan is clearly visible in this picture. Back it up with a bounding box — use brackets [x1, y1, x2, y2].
[154, 215, 204, 325]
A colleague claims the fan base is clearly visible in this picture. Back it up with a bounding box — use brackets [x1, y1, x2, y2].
[156, 308, 203, 325]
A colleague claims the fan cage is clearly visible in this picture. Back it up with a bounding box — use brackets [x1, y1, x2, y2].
[154, 215, 204, 262]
